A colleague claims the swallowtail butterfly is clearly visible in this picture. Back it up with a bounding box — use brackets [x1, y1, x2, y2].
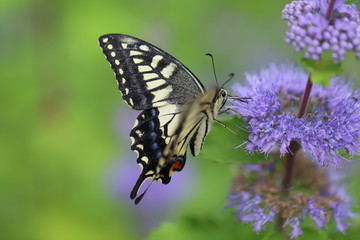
[99, 34, 228, 204]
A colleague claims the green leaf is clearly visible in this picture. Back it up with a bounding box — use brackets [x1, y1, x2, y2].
[300, 58, 342, 87]
[337, 148, 359, 160]
[149, 212, 267, 240]
[262, 231, 284, 240]
[200, 116, 267, 164]
[301, 227, 330, 240]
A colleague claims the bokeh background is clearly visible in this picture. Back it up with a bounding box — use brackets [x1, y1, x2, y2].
[1, 0, 360, 239]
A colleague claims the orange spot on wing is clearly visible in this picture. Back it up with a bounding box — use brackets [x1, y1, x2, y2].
[171, 160, 183, 171]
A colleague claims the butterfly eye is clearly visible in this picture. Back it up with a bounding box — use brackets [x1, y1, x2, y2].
[220, 89, 227, 98]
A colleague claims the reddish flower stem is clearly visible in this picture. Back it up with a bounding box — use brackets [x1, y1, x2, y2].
[282, 141, 301, 194]
[278, 74, 313, 234]
[298, 74, 313, 118]
[325, 0, 337, 21]
[277, 0, 334, 233]
[282, 73, 312, 194]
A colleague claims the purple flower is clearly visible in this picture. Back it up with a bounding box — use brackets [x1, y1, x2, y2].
[231, 63, 360, 167]
[331, 202, 356, 233]
[306, 200, 328, 228]
[228, 63, 357, 237]
[228, 159, 355, 238]
[285, 218, 303, 238]
[227, 191, 277, 232]
[282, 0, 360, 63]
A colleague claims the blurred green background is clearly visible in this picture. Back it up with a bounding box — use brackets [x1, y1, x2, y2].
[1, 0, 360, 239]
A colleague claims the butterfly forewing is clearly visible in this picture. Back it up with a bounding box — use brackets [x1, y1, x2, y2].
[99, 34, 205, 109]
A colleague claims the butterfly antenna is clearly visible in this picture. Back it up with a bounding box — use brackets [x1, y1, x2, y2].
[206, 53, 219, 86]
[220, 73, 235, 88]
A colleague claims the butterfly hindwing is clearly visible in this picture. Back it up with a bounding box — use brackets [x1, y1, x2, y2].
[129, 104, 186, 200]
[129, 108, 166, 199]
[99, 34, 206, 109]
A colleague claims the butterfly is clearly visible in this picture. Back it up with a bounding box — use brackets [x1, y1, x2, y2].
[99, 34, 228, 204]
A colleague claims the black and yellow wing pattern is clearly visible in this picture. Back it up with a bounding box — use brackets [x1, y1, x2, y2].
[99, 34, 227, 204]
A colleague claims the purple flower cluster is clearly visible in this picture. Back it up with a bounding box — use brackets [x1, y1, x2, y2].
[232, 63, 360, 167]
[227, 191, 278, 232]
[228, 161, 355, 238]
[282, 0, 360, 63]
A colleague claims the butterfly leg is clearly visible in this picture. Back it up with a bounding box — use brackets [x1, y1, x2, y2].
[219, 107, 243, 115]
[214, 119, 243, 137]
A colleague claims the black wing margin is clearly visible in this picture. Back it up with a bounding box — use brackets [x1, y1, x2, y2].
[99, 34, 206, 110]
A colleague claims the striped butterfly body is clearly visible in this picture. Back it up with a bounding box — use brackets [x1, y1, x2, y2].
[99, 34, 227, 204]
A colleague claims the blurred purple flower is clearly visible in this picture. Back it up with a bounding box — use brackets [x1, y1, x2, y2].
[228, 191, 277, 232]
[285, 217, 303, 238]
[109, 154, 195, 208]
[331, 201, 356, 233]
[107, 108, 195, 236]
[282, 0, 360, 63]
[306, 200, 328, 228]
[228, 160, 355, 238]
[231, 63, 360, 167]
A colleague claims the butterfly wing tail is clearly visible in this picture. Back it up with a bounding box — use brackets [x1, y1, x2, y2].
[130, 171, 148, 200]
[130, 172, 156, 205]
